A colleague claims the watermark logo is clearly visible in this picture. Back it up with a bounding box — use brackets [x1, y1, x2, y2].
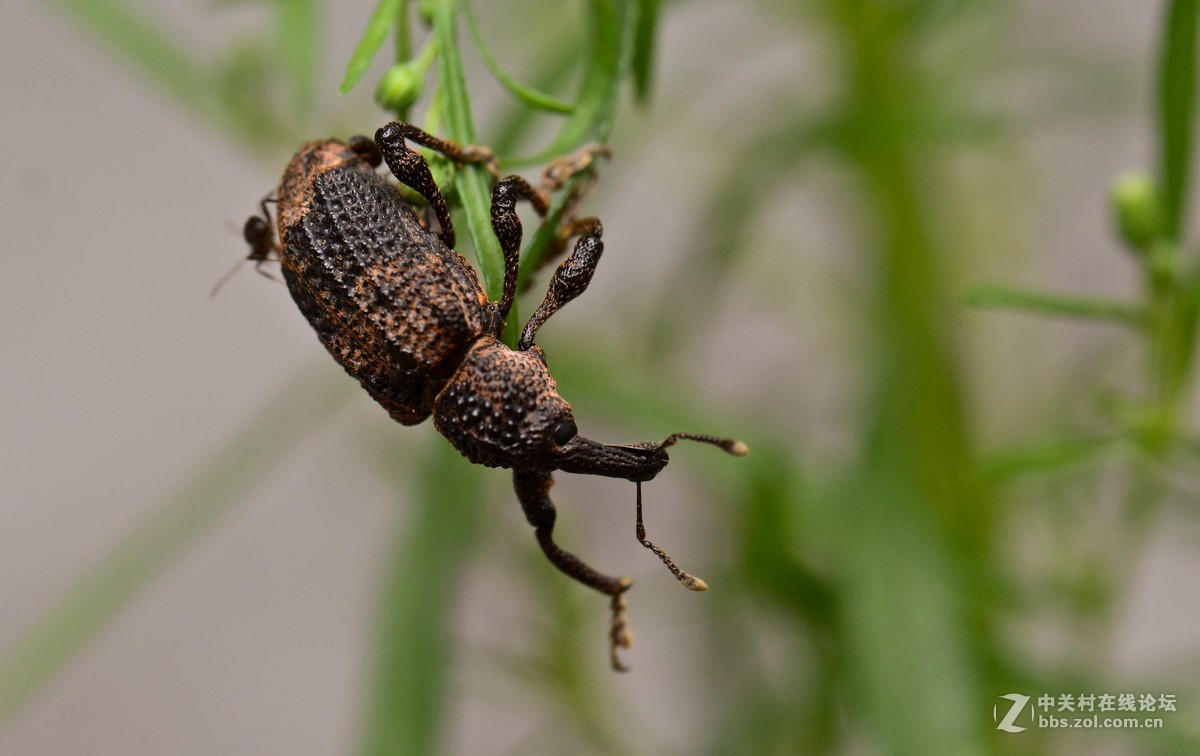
[994, 694, 1030, 733]
[994, 692, 1177, 733]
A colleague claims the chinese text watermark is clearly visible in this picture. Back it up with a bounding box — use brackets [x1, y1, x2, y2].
[994, 692, 1176, 733]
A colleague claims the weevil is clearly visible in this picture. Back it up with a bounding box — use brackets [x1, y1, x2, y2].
[243, 122, 746, 670]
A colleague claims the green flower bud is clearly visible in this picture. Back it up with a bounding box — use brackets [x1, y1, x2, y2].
[1110, 172, 1165, 253]
[418, 0, 437, 24]
[375, 63, 425, 114]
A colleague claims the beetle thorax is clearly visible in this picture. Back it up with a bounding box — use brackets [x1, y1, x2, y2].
[433, 337, 572, 469]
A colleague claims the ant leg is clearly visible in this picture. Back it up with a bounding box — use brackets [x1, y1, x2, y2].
[518, 223, 603, 351]
[514, 470, 634, 671]
[490, 176, 550, 325]
[374, 122, 500, 249]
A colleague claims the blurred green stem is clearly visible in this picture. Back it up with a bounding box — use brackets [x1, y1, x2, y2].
[1158, 0, 1199, 240]
[430, 0, 506, 303]
[360, 441, 485, 756]
[0, 365, 351, 726]
[1143, 0, 1200, 449]
[827, 2, 992, 750]
[394, 0, 412, 63]
[964, 286, 1146, 326]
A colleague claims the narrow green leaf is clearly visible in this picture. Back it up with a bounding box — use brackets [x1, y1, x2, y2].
[963, 285, 1146, 326]
[0, 365, 351, 725]
[512, 0, 644, 284]
[508, 0, 629, 167]
[359, 441, 485, 756]
[463, 1, 575, 115]
[594, 0, 640, 140]
[978, 436, 1126, 480]
[631, 0, 661, 102]
[489, 26, 588, 156]
[340, 0, 404, 93]
[1158, 0, 1200, 239]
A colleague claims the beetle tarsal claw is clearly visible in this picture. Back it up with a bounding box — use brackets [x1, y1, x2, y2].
[609, 581, 634, 672]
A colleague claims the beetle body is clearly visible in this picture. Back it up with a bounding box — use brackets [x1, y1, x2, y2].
[252, 123, 745, 669]
[277, 139, 495, 426]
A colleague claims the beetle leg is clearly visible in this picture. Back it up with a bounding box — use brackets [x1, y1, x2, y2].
[374, 123, 459, 249]
[375, 121, 499, 174]
[514, 469, 634, 671]
[490, 176, 550, 327]
[506, 144, 608, 282]
[540, 144, 611, 194]
[518, 224, 604, 351]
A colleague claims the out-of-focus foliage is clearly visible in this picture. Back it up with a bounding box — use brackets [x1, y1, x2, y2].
[9, 0, 1200, 753]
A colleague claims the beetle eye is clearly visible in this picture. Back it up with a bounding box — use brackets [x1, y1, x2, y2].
[552, 418, 578, 445]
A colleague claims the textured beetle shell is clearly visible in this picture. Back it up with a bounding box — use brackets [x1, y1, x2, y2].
[433, 338, 571, 469]
[275, 139, 495, 424]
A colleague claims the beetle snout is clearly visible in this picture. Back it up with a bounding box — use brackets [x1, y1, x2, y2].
[555, 437, 669, 481]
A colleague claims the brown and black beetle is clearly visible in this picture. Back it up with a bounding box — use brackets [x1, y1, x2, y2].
[243, 122, 746, 669]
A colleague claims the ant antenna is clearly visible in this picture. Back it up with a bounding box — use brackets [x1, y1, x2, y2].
[210, 257, 247, 298]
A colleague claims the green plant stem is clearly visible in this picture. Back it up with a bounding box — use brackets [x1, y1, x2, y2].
[341, 0, 407, 93]
[430, 0, 505, 303]
[1158, 0, 1200, 240]
[824, 4, 991, 750]
[1144, 0, 1200, 448]
[394, 0, 411, 63]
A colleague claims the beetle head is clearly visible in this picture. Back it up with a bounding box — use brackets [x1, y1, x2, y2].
[433, 338, 671, 480]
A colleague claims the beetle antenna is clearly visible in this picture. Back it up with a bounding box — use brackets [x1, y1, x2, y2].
[657, 433, 749, 457]
[635, 482, 708, 592]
